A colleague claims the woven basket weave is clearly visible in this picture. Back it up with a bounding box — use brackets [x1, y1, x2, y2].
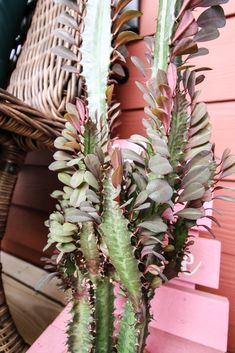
[0, 0, 85, 351]
[7, 0, 83, 120]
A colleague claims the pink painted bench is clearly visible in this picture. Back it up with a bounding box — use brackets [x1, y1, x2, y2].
[27, 283, 228, 353]
[27, 237, 228, 353]
[27, 229, 227, 352]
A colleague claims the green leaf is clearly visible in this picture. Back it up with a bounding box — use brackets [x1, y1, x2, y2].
[49, 160, 68, 171]
[53, 151, 72, 161]
[70, 171, 85, 188]
[147, 179, 173, 203]
[187, 127, 211, 148]
[130, 134, 149, 145]
[117, 301, 138, 353]
[115, 31, 142, 48]
[69, 184, 88, 207]
[122, 148, 145, 165]
[58, 172, 71, 187]
[184, 142, 212, 160]
[149, 131, 170, 157]
[149, 154, 173, 175]
[191, 103, 207, 125]
[84, 171, 99, 190]
[133, 172, 147, 191]
[197, 5, 226, 29]
[178, 182, 205, 202]
[100, 172, 141, 310]
[65, 208, 93, 223]
[176, 208, 204, 220]
[181, 165, 211, 187]
[84, 154, 101, 179]
[184, 151, 212, 173]
[134, 190, 148, 207]
[194, 26, 219, 42]
[190, 114, 209, 136]
[139, 215, 167, 233]
[57, 243, 77, 253]
[54, 136, 73, 151]
[134, 202, 151, 211]
[51, 234, 74, 243]
[221, 154, 235, 170]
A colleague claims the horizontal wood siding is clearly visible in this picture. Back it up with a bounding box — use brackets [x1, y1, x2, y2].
[2, 205, 53, 266]
[115, 17, 235, 110]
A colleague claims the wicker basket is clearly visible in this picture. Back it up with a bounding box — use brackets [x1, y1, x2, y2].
[7, 0, 83, 120]
[0, 0, 84, 351]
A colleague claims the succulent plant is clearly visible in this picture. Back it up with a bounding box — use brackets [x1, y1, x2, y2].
[45, 0, 234, 352]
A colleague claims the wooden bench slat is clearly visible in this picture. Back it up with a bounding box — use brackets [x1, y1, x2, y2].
[28, 283, 229, 352]
[151, 283, 229, 351]
[146, 327, 225, 353]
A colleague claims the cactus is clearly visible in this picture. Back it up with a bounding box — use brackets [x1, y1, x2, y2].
[45, 0, 234, 352]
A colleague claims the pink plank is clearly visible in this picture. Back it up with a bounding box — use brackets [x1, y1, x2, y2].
[26, 325, 67, 353]
[146, 327, 225, 353]
[151, 283, 229, 351]
[179, 237, 221, 289]
[29, 283, 229, 353]
[52, 303, 72, 331]
[28, 285, 228, 353]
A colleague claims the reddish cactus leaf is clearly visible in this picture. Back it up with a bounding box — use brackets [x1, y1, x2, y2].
[197, 5, 226, 28]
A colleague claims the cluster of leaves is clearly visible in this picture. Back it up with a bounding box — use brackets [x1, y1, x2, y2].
[128, 0, 235, 282]
[45, 0, 235, 352]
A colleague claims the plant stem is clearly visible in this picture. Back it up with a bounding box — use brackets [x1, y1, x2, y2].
[152, 0, 177, 78]
[95, 279, 115, 353]
[137, 294, 152, 353]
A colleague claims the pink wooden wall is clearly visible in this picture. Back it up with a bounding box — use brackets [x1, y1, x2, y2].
[2, 1, 235, 351]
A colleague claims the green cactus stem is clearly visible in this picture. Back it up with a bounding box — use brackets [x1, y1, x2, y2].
[152, 0, 177, 77]
[95, 279, 115, 353]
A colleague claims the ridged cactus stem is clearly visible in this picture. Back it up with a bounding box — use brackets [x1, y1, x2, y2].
[152, 0, 177, 77]
[95, 279, 115, 353]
